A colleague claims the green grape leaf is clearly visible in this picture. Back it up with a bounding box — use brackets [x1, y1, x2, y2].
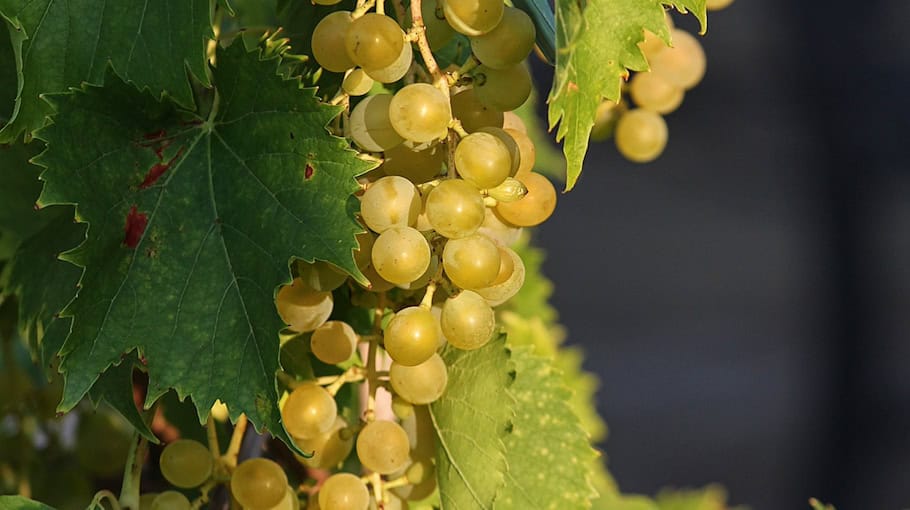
[0, 0, 212, 142]
[0, 496, 56, 510]
[34, 45, 373, 450]
[1, 19, 16, 125]
[88, 356, 158, 443]
[430, 335, 515, 510]
[547, 0, 706, 190]
[494, 346, 599, 509]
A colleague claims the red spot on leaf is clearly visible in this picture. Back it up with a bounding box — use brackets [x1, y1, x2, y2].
[143, 129, 167, 141]
[305, 164, 314, 180]
[33, 203, 41, 211]
[139, 146, 185, 189]
[567, 81, 580, 93]
[123, 205, 148, 249]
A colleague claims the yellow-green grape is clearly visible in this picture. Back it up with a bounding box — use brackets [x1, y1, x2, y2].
[475, 246, 525, 306]
[420, 0, 456, 49]
[450, 88, 503, 133]
[495, 172, 557, 227]
[361, 263, 396, 292]
[613, 109, 668, 162]
[501, 111, 526, 133]
[706, 0, 734, 10]
[470, 7, 536, 69]
[477, 206, 522, 246]
[360, 176, 421, 233]
[629, 71, 684, 114]
[345, 13, 405, 70]
[311, 321, 359, 364]
[282, 382, 338, 439]
[404, 457, 435, 486]
[590, 100, 626, 142]
[294, 416, 354, 469]
[370, 492, 408, 510]
[319, 473, 370, 510]
[349, 94, 405, 152]
[390, 353, 448, 404]
[389, 83, 452, 143]
[276, 278, 334, 333]
[486, 177, 527, 203]
[159, 439, 213, 489]
[371, 226, 431, 285]
[472, 64, 532, 112]
[312, 12, 356, 73]
[383, 306, 440, 366]
[443, 0, 503, 36]
[231, 458, 289, 510]
[364, 41, 413, 83]
[649, 28, 706, 89]
[151, 491, 191, 510]
[442, 233, 501, 290]
[392, 465, 437, 501]
[354, 230, 375, 269]
[478, 127, 520, 177]
[356, 420, 411, 474]
[454, 132, 512, 189]
[381, 143, 445, 184]
[504, 127, 535, 177]
[343, 69, 374, 96]
[267, 486, 301, 510]
[296, 261, 348, 292]
[397, 253, 439, 290]
[425, 179, 485, 239]
[440, 290, 496, 350]
[392, 394, 415, 420]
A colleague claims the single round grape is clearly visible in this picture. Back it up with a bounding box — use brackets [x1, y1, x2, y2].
[389, 83, 452, 143]
[706, 0, 735, 10]
[441, 290, 496, 350]
[476, 206, 522, 246]
[390, 353, 448, 404]
[454, 132, 512, 189]
[649, 28, 706, 90]
[419, 0, 456, 50]
[403, 456, 435, 485]
[319, 473, 370, 510]
[231, 458, 289, 510]
[364, 40, 413, 83]
[590, 100, 626, 142]
[345, 13, 405, 70]
[504, 127, 535, 177]
[312, 12, 356, 73]
[349, 94, 405, 152]
[282, 382, 338, 439]
[501, 111, 526, 133]
[392, 394, 415, 420]
[613, 109, 668, 162]
[470, 7, 536, 69]
[343, 68, 375, 96]
[495, 172, 556, 227]
[151, 491, 191, 510]
[311, 320, 359, 364]
[475, 246, 525, 306]
[294, 416, 354, 469]
[442, 233, 501, 290]
[629, 71, 684, 114]
[276, 278, 334, 333]
[450, 88, 503, 133]
[486, 177, 527, 203]
[360, 176, 421, 233]
[392, 468, 437, 501]
[371, 226, 431, 285]
[443, 0, 503, 36]
[472, 64, 532, 112]
[266, 486, 300, 510]
[296, 260, 348, 292]
[425, 179, 485, 239]
[384, 306, 440, 366]
[478, 127, 520, 176]
[159, 439, 213, 489]
[381, 142, 445, 184]
[356, 420, 411, 474]
[397, 253, 438, 290]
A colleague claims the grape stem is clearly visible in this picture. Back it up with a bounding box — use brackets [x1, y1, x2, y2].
[224, 414, 249, 469]
[446, 130, 459, 179]
[352, 0, 377, 19]
[408, 0, 446, 91]
[189, 481, 216, 510]
[117, 431, 147, 510]
[91, 490, 122, 510]
[206, 414, 221, 458]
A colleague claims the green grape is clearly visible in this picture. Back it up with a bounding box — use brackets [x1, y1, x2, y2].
[472, 64, 532, 112]
[389, 83, 453, 143]
[392, 394, 415, 420]
[381, 142, 445, 184]
[392, 468, 437, 501]
[151, 491, 191, 510]
[425, 179, 485, 239]
[360, 263, 397, 292]
[403, 456, 435, 485]
[282, 382, 338, 439]
[477, 206, 522, 246]
[613, 109, 668, 162]
[590, 100, 626, 142]
[159, 439, 213, 489]
[501, 111, 526, 133]
[369, 492, 408, 510]
[486, 177, 527, 203]
[419, 0, 456, 50]
[440, 290, 496, 350]
[312, 12, 356, 73]
[443, 0, 503, 36]
[319, 473, 370, 510]
[354, 230, 376, 269]
[296, 260, 348, 292]
[454, 132, 512, 189]
[343, 68, 375, 96]
[345, 13, 405, 70]
[231, 458, 289, 510]
[470, 7, 536, 69]
[649, 28, 706, 89]
[495, 172, 557, 227]
[706, 0, 735, 11]
[276, 278, 334, 333]
[267, 486, 301, 510]
[442, 233, 501, 290]
[397, 253, 439, 290]
[450, 88, 503, 133]
[475, 246, 525, 306]
[371, 226, 431, 285]
[311, 320, 359, 364]
[364, 41, 413, 83]
[390, 353, 448, 404]
[629, 71, 684, 114]
[349, 94, 405, 152]
[360, 176, 421, 233]
[294, 416, 354, 469]
[478, 127, 520, 176]
[504, 127, 535, 177]
[356, 420, 411, 474]
[384, 306, 440, 366]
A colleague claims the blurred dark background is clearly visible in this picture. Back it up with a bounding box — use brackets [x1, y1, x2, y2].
[533, 0, 910, 508]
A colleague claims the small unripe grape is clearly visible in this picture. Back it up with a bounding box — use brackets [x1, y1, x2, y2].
[443, 0, 503, 36]
[312, 12, 356, 73]
[231, 458, 289, 510]
[389, 83, 452, 143]
[319, 473, 370, 510]
[159, 439, 213, 489]
[371, 226, 431, 285]
[613, 109, 668, 162]
[442, 233, 501, 290]
[356, 420, 411, 474]
[294, 416, 354, 469]
[441, 290, 496, 350]
[384, 306, 440, 366]
[151, 491, 191, 510]
[450, 88, 503, 133]
[282, 382, 338, 439]
[629, 71, 684, 114]
[390, 353, 448, 404]
[470, 7, 536, 69]
[343, 68, 374, 96]
[360, 176, 421, 233]
[425, 179, 485, 239]
[454, 132, 512, 189]
[472, 64, 532, 112]
[486, 177, 527, 203]
[276, 278, 334, 333]
[345, 13, 405, 70]
[494, 172, 557, 227]
[311, 320, 359, 364]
